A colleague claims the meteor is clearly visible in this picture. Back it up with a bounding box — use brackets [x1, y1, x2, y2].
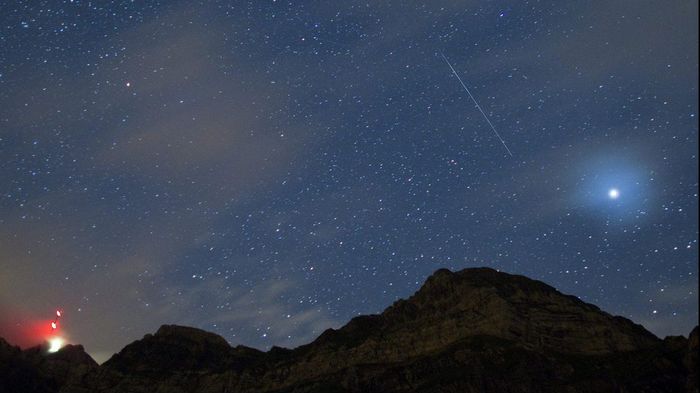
[439, 51, 513, 157]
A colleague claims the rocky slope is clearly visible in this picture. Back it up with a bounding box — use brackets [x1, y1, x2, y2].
[2, 267, 697, 393]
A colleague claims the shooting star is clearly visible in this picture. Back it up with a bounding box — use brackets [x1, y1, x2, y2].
[439, 52, 513, 157]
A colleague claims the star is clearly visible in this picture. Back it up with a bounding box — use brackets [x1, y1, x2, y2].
[608, 188, 620, 200]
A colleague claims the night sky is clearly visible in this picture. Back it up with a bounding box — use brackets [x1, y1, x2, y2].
[0, 1, 697, 363]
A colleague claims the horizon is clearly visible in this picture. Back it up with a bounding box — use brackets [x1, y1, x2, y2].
[3, 265, 697, 365]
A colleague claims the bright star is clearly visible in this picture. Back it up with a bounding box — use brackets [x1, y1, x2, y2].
[608, 188, 620, 199]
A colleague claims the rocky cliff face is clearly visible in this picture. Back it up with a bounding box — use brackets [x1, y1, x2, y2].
[2, 267, 697, 393]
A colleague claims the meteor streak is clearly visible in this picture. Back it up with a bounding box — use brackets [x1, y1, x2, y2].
[439, 52, 513, 157]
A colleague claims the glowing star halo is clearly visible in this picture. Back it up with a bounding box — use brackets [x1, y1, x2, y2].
[608, 188, 620, 199]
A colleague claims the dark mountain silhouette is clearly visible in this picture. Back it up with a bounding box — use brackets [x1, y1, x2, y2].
[1, 268, 697, 392]
[0, 339, 96, 393]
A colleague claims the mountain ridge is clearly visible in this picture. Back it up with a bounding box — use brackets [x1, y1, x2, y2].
[1, 267, 697, 393]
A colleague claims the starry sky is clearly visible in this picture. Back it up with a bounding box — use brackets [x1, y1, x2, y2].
[0, 1, 697, 363]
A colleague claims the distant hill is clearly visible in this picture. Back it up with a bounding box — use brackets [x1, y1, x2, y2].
[2, 267, 697, 392]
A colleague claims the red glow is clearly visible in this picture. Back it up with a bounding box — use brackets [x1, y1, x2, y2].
[0, 304, 67, 348]
[0, 317, 57, 348]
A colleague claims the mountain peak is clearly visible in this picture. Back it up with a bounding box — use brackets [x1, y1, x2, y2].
[102, 324, 233, 374]
[154, 324, 230, 347]
[423, 267, 564, 294]
[46, 344, 97, 367]
[380, 267, 659, 355]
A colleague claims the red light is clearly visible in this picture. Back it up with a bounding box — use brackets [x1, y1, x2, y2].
[51, 322, 57, 330]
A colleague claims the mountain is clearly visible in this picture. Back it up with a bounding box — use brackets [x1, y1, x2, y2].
[1, 267, 697, 393]
[0, 339, 97, 393]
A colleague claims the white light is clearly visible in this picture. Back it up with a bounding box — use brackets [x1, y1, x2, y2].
[48, 337, 64, 353]
[608, 188, 620, 199]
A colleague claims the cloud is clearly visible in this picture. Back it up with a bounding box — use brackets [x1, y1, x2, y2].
[89, 10, 308, 203]
[178, 277, 341, 349]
